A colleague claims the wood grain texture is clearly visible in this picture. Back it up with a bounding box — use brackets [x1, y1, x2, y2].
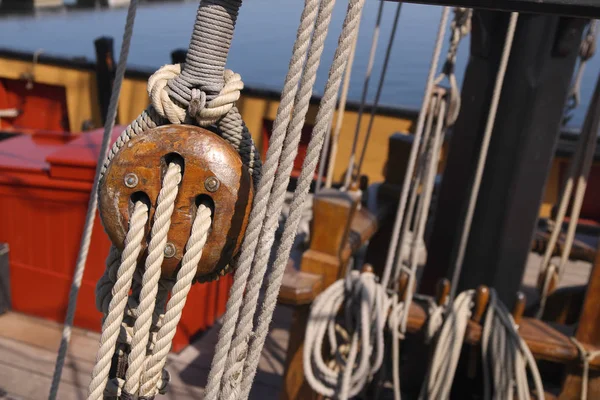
[99, 125, 253, 281]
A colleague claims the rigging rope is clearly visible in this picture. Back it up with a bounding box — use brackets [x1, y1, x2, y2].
[339, 0, 384, 189]
[537, 60, 600, 319]
[203, 0, 331, 397]
[303, 271, 389, 399]
[449, 12, 519, 301]
[49, 1, 140, 398]
[344, 2, 403, 189]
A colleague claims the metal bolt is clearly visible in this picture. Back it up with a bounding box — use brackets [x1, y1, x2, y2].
[124, 173, 139, 188]
[164, 243, 177, 258]
[204, 176, 220, 192]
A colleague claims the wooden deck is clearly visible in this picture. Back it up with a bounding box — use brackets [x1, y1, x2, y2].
[0, 250, 594, 399]
[0, 306, 293, 399]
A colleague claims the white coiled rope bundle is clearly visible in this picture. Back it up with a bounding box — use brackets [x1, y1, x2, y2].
[303, 270, 389, 399]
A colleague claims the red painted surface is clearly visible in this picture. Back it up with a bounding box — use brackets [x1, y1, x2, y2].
[0, 128, 232, 352]
[0, 78, 69, 132]
[261, 118, 328, 180]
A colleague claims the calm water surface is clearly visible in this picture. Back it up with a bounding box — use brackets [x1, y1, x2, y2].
[0, 1, 597, 127]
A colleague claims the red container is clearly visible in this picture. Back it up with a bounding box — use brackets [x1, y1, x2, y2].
[0, 127, 232, 352]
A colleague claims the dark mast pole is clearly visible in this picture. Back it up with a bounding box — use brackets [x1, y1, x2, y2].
[420, 11, 586, 305]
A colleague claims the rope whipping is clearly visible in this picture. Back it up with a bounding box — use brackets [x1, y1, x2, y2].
[448, 12, 519, 301]
[344, 1, 403, 189]
[48, 1, 140, 398]
[537, 66, 600, 319]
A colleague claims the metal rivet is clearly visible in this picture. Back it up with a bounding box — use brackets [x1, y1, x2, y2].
[164, 243, 176, 258]
[124, 173, 138, 188]
[204, 176, 220, 192]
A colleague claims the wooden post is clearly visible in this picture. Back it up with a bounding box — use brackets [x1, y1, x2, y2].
[420, 12, 585, 305]
[94, 36, 116, 125]
[559, 249, 600, 399]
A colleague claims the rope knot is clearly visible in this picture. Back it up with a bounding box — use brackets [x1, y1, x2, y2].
[147, 64, 243, 127]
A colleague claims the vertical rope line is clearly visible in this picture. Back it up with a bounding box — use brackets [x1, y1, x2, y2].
[48, 2, 139, 398]
[320, 24, 360, 191]
[400, 99, 446, 334]
[139, 203, 213, 397]
[238, 1, 366, 398]
[343, 0, 385, 188]
[203, 1, 321, 397]
[380, 7, 450, 290]
[124, 163, 182, 396]
[220, 0, 339, 395]
[87, 202, 149, 400]
[449, 12, 519, 301]
[353, 2, 403, 185]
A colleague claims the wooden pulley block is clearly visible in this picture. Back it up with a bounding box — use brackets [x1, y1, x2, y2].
[99, 124, 254, 282]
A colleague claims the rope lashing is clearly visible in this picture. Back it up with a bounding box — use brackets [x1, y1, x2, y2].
[49, 1, 141, 398]
[303, 271, 389, 399]
[537, 62, 600, 319]
[433, 7, 472, 127]
[148, 64, 243, 127]
[570, 337, 600, 400]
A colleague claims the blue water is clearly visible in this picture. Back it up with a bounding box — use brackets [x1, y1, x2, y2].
[0, 0, 597, 127]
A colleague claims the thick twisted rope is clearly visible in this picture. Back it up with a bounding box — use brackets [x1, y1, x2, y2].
[237, 2, 366, 398]
[202, 0, 323, 397]
[218, 0, 339, 397]
[449, 12, 519, 300]
[48, 2, 140, 398]
[303, 271, 389, 399]
[138, 203, 213, 398]
[565, 20, 597, 117]
[123, 162, 182, 396]
[87, 202, 149, 400]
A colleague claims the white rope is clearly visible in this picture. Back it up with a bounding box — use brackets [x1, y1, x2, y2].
[303, 271, 389, 399]
[87, 202, 149, 400]
[449, 12, 519, 300]
[123, 162, 182, 397]
[346, 2, 403, 188]
[565, 20, 597, 117]
[380, 6, 449, 290]
[537, 65, 600, 319]
[342, 0, 385, 189]
[570, 337, 600, 400]
[481, 289, 544, 400]
[320, 19, 359, 190]
[202, 0, 325, 396]
[420, 289, 474, 399]
[139, 203, 213, 398]
[48, 1, 140, 398]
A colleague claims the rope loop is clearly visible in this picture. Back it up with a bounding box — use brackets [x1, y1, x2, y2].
[148, 64, 243, 127]
[570, 337, 600, 400]
[433, 7, 472, 127]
